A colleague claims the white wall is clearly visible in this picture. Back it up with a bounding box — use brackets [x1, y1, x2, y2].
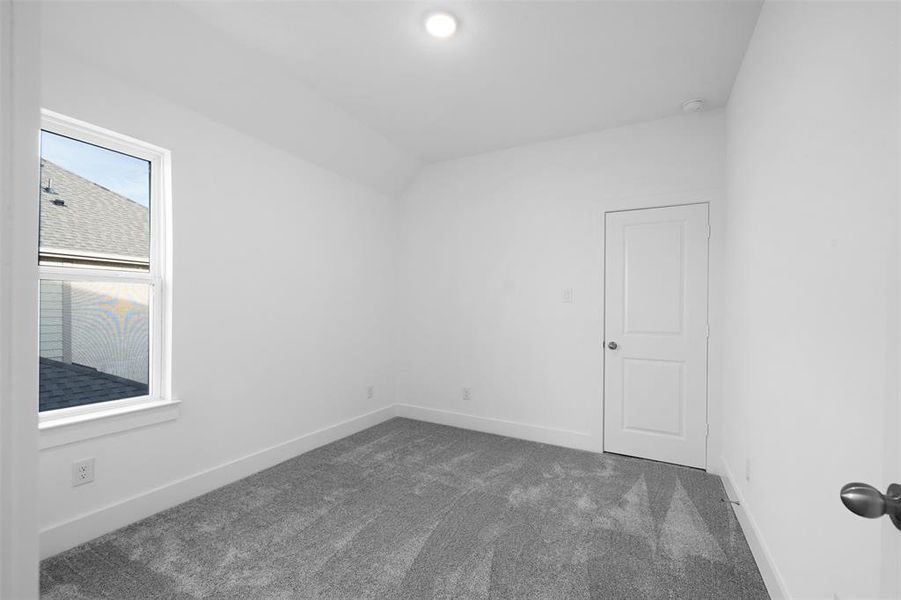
[38, 49, 399, 556]
[396, 111, 726, 457]
[722, 2, 900, 598]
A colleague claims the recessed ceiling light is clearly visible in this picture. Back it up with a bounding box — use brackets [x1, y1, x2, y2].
[425, 12, 458, 39]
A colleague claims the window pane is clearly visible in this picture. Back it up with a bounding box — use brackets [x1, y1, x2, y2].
[39, 131, 150, 269]
[39, 280, 150, 412]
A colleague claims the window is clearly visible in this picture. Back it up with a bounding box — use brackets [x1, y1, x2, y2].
[38, 111, 171, 426]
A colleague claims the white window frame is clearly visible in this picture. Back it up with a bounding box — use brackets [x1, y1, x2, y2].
[38, 110, 177, 448]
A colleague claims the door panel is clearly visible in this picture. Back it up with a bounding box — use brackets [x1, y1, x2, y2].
[622, 358, 684, 437]
[604, 204, 708, 469]
[624, 221, 685, 334]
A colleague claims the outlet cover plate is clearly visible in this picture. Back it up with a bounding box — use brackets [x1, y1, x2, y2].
[72, 458, 95, 487]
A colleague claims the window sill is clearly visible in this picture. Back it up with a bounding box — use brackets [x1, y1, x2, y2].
[39, 398, 180, 450]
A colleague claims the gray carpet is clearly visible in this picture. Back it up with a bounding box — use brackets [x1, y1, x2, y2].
[41, 418, 769, 599]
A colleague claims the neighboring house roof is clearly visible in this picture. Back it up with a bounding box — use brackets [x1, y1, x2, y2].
[39, 357, 148, 412]
[40, 160, 150, 265]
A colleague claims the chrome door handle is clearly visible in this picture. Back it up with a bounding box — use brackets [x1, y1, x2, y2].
[840, 482, 901, 530]
[607, 341, 618, 350]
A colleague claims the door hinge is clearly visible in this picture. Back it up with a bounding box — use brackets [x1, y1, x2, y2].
[706, 424, 710, 438]
[706, 224, 711, 239]
[706, 324, 710, 339]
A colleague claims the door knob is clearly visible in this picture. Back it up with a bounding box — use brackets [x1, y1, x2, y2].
[840, 482, 901, 530]
[607, 341, 618, 350]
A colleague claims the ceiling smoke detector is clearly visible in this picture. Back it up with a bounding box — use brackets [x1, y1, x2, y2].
[425, 12, 458, 39]
[682, 99, 705, 113]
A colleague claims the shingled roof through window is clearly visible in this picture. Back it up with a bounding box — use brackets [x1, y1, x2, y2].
[39, 357, 149, 412]
[39, 160, 150, 263]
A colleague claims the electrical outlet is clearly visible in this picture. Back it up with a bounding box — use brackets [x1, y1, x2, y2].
[72, 458, 95, 487]
[745, 458, 751, 484]
[367, 385, 375, 400]
[462, 387, 472, 402]
[562, 288, 574, 304]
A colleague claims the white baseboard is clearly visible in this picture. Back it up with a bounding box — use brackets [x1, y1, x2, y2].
[394, 403, 601, 453]
[40, 405, 397, 559]
[46, 403, 751, 576]
[719, 459, 790, 600]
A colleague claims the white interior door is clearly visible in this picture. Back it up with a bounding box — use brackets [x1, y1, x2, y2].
[604, 203, 709, 469]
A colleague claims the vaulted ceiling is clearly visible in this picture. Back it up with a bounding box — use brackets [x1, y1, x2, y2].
[41, 1, 762, 191]
[188, 1, 763, 162]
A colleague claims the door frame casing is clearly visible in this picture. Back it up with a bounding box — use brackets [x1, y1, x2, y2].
[0, 1, 40, 597]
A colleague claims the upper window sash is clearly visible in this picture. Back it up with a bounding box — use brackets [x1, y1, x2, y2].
[39, 110, 169, 280]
